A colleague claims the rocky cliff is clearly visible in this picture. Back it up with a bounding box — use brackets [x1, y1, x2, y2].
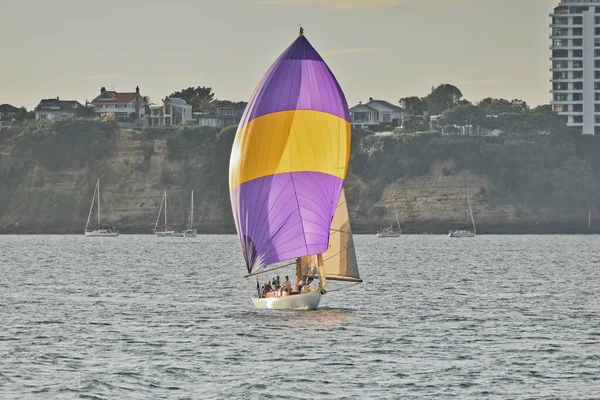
[0, 120, 597, 234]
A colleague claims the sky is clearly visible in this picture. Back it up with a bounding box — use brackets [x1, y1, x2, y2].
[0, 0, 559, 110]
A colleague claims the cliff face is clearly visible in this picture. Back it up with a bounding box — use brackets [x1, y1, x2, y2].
[0, 122, 596, 234]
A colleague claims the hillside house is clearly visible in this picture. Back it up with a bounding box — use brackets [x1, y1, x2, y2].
[349, 98, 407, 129]
[0, 104, 19, 127]
[35, 97, 83, 120]
[90, 86, 146, 122]
[149, 97, 193, 127]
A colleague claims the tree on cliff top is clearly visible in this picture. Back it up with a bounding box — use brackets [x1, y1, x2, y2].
[169, 86, 216, 113]
[425, 84, 463, 115]
[399, 96, 427, 116]
[477, 98, 530, 115]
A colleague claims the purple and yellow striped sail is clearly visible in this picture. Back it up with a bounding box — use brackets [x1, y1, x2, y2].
[229, 31, 351, 274]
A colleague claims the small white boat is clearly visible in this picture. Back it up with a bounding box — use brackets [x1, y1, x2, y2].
[84, 179, 119, 237]
[449, 187, 476, 238]
[154, 190, 184, 237]
[184, 190, 197, 238]
[252, 290, 322, 310]
[448, 229, 475, 238]
[377, 225, 401, 238]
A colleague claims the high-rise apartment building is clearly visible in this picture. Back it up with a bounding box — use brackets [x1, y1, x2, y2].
[550, 0, 600, 135]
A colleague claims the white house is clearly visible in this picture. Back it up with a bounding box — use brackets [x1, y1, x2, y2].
[90, 86, 146, 122]
[34, 97, 83, 120]
[149, 97, 192, 127]
[349, 98, 407, 129]
[195, 103, 244, 127]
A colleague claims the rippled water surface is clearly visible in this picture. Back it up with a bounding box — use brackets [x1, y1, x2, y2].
[1, 235, 599, 399]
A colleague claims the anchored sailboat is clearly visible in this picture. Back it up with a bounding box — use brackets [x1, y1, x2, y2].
[229, 28, 360, 310]
[154, 191, 184, 237]
[84, 179, 118, 237]
[449, 187, 476, 238]
[377, 200, 402, 238]
[184, 190, 197, 237]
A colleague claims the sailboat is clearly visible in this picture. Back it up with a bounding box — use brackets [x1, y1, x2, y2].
[184, 190, 197, 237]
[449, 187, 476, 238]
[229, 28, 361, 310]
[377, 201, 402, 238]
[154, 191, 184, 237]
[84, 179, 118, 237]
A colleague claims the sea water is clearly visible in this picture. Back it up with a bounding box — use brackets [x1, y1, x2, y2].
[0, 235, 598, 399]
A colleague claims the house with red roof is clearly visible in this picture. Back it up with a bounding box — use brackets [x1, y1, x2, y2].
[90, 86, 146, 122]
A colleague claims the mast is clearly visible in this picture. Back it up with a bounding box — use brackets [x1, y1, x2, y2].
[164, 190, 168, 232]
[154, 192, 164, 233]
[393, 201, 401, 234]
[85, 180, 98, 232]
[190, 190, 194, 228]
[97, 179, 101, 227]
[467, 189, 476, 234]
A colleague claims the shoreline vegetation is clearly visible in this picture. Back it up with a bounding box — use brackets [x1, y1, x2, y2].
[1, 85, 599, 235]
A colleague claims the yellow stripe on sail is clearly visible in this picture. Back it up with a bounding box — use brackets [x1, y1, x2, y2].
[229, 110, 350, 189]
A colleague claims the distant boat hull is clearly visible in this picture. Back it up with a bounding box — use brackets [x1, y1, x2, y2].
[377, 231, 401, 238]
[252, 291, 322, 310]
[84, 230, 119, 237]
[448, 230, 475, 238]
[184, 229, 197, 238]
[155, 231, 184, 238]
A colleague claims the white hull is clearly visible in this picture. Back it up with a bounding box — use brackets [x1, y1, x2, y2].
[252, 291, 322, 310]
[377, 232, 400, 238]
[155, 231, 184, 238]
[84, 230, 119, 237]
[449, 230, 475, 238]
[184, 229, 197, 237]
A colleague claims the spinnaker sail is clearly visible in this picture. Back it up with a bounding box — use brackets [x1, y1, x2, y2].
[229, 30, 351, 275]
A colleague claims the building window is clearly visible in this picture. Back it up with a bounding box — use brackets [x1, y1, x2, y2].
[596, 38, 600, 47]
[596, 93, 600, 101]
[574, 93, 583, 101]
[553, 60, 568, 69]
[553, 82, 568, 90]
[553, 71, 569, 79]
[573, 104, 583, 112]
[595, 104, 600, 112]
[554, 104, 568, 112]
[573, 116, 583, 123]
[573, 28, 583, 36]
[553, 17, 568, 25]
[553, 49, 569, 58]
[553, 39, 569, 47]
[573, 16, 583, 25]
[553, 28, 568, 37]
[573, 60, 583, 68]
[573, 71, 583, 79]
[573, 49, 583, 57]
[595, 71, 600, 79]
[554, 93, 568, 101]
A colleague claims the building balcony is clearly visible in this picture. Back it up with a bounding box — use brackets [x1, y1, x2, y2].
[551, 99, 583, 104]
